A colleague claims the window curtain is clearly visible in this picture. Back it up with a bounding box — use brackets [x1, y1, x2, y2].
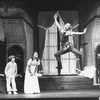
[41, 23, 58, 75]
[38, 11, 56, 59]
[38, 11, 57, 75]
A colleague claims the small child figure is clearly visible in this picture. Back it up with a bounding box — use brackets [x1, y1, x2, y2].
[5, 55, 18, 94]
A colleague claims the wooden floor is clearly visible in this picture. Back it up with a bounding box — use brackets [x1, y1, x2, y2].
[0, 75, 100, 100]
[0, 90, 100, 99]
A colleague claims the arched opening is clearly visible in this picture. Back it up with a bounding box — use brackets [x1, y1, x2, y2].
[95, 45, 100, 83]
[8, 45, 24, 75]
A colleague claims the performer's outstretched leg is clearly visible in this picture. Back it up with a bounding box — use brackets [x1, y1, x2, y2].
[69, 46, 82, 56]
[54, 49, 64, 75]
[69, 46, 83, 70]
[54, 46, 70, 75]
[69, 46, 82, 61]
[54, 50, 63, 70]
[55, 45, 70, 61]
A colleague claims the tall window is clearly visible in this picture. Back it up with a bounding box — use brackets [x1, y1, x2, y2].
[42, 23, 58, 75]
[38, 11, 79, 75]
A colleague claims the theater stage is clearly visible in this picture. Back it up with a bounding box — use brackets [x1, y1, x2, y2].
[0, 90, 100, 99]
[0, 75, 100, 100]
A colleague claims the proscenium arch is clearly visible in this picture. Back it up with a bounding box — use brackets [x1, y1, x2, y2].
[8, 45, 24, 75]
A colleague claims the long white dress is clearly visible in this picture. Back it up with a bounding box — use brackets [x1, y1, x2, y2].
[24, 58, 40, 94]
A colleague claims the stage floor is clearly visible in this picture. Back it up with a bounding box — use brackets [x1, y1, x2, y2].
[0, 90, 100, 99]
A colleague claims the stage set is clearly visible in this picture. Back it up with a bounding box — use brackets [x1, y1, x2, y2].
[0, 0, 100, 99]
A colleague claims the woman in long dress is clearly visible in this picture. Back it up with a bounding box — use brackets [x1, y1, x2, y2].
[24, 52, 40, 94]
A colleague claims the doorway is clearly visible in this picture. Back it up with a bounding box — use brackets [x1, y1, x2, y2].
[8, 45, 24, 75]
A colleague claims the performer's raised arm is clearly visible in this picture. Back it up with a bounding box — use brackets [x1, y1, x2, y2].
[72, 28, 87, 35]
[54, 13, 62, 30]
[65, 28, 87, 36]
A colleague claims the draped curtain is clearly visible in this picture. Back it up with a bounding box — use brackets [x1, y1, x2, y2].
[38, 11, 57, 75]
[38, 11, 56, 59]
[41, 24, 58, 75]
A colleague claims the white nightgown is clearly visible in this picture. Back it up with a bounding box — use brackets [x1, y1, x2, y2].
[24, 58, 40, 94]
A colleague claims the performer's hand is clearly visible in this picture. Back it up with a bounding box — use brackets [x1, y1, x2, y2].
[30, 73, 33, 76]
[54, 13, 58, 19]
[83, 28, 87, 33]
[37, 59, 41, 65]
[0, 74, 4, 77]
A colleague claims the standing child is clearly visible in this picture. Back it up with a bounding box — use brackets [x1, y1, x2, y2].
[5, 55, 18, 94]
